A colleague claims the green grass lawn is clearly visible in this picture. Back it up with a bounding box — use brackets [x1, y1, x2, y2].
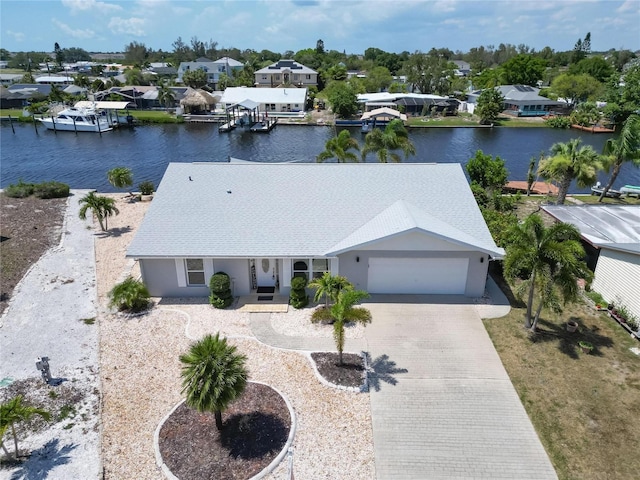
[570, 194, 640, 205]
[484, 286, 640, 479]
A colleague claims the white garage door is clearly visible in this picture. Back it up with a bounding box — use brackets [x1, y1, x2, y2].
[367, 257, 469, 294]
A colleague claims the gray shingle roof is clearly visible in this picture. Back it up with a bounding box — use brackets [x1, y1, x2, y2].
[127, 162, 504, 259]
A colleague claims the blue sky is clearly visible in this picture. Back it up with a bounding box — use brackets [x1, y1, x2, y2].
[1, 0, 639, 55]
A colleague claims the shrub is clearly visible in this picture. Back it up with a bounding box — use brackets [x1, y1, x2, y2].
[544, 116, 571, 129]
[585, 290, 606, 306]
[138, 181, 154, 195]
[4, 180, 35, 198]
[108, 277, 151, 313]
[33, 181, 70, 199]
[289, 276, 308, 309]
[209, 272, 233, 309]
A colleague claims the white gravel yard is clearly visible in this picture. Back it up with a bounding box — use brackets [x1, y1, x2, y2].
[270, 307, 366, 339]
[96, 195, 375, 479]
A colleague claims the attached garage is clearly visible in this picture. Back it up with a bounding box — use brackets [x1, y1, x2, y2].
[367, 257, 469, 294]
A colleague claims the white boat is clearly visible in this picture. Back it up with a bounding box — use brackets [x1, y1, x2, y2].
[38, 106, 112, 132]
[620, 185, 640, 197]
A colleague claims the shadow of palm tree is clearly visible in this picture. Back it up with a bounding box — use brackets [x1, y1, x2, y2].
[220, 412, 288, 459]
[364, 352, 408, 391]
[529, 317, 614, 359]
[96, 226, 131, 238]
[9, 439, 76, 480]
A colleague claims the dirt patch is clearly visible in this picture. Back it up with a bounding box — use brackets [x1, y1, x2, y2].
[158, 382, 291, 480]
[0, 194, 67, 315]
[311, 352, 365, 388]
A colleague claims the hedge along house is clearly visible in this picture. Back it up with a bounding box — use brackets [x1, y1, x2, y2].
[126, 162, 504, 298]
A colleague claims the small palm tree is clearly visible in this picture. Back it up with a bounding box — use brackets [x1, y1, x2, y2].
[361, 119, 416, 163]
[308, 272, 353, 308]
[317, 130, 360, 163]
[0, 396, 50, 459]
[78, 192, 119, 231]
[319, 289, 372, 365]
[109, 277, 151, 313]
[504, 213, 592, 331]
[598, 114, 640, 201]
[107, 166, 134, 195]
[180, 333, 248, 431]
[157, 82, 176, 110]
[537, 138, 602, 205]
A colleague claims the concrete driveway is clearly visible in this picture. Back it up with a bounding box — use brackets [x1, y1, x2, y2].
[363, 295, 557, 480]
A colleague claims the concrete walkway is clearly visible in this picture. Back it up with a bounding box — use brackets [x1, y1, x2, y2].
[363, 297, 557, 480]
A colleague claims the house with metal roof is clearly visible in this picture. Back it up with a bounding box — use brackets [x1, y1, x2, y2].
[468, 85, 564, 117]
[127, 162, 504, 298]
[254, 60, 318, 88]
[220, 87, 307, 113]
[542, 205, 640, 328]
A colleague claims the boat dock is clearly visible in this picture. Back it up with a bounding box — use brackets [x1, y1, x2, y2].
[571, 124, 616, 133]
[503, 181, 559, 196]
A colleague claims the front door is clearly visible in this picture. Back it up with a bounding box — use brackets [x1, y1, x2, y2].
[255, 258, 276, 287]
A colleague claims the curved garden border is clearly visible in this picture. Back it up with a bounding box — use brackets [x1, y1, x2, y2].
[153, 381, 297, 480]
[305, 351, 369, 393]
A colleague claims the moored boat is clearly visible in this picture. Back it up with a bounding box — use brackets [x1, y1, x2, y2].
[620, 185, 640, 197]
[38, 106, 112, 132]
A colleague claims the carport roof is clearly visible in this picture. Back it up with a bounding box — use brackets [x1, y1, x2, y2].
[542, 205, 640, 254]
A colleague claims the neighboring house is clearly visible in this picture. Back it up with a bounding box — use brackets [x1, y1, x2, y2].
[452, 60, 471, 77]
[220, 87, 307, 113]
[357, 92, 459, 116]
[0, 73, 23, 86]
[254, 60, 318, 88]
[127, 162, 504, 298]
[3, 84, 51, 108]
[542, 205, 640, 323]
[177, 57, 243, 88]
[468, 85, 564, 117]
[35, 75, 74, 85]
[0, 61, 9, 69]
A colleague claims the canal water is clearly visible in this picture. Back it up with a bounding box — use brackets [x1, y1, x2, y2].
[1, 122, 637, 193]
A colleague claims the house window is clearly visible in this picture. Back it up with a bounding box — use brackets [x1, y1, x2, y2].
[312, 259, 329, 279]
[306, 74, 311, 80]
[262, 75, 267, 80]
[292, 260, 308, 280]
[185, 259, 206, 286]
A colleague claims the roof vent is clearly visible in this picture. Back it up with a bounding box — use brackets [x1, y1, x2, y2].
[227, 190, 232, 194]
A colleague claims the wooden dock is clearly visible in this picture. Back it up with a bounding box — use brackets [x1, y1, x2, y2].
[503, 181, 559, 195]
[571, 124, 615, 133]
[250, 117, 277, 133]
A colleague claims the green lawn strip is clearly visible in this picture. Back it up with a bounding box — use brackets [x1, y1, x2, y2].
[569, 194, 640, 205]
[127, 110, 184, 124]
[484, 300, 640, 480]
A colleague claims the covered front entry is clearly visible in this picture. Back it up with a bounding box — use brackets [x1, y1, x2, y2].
[253, 258, 276, 288]
[367, 257, 469, 294]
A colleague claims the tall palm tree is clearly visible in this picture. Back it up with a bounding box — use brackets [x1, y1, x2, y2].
[504, 214, 592, 331]
[107, 166, 134, 195]
[317, 129, 360, 163]
[361, 119, 416, 163]
[327, 289, 372, 365]
[308, 272, 353, 308]
[598, 114, 640, 201]
[156, 82, 176, 110]
[78, 192, 120, 231]
[538, 138, 602, 204]
[0, 396, 50, 459]
[180, 333, 248, 431]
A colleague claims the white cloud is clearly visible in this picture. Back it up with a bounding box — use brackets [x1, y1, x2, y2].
[61, 0, 122, 14]
[108, 17, 146, 36]
[617, 0, 639, 13]
[52, 18, 96, 39]
[6, 30, 25, 42]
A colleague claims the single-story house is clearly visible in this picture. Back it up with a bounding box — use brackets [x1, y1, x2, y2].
[254, 60, 318, 88]
[468, 85, 564, 117]
[357, 92, 459, 116]
[127, 162, 504, 298]
[542, 205, 640, 322]
[220, 87, 307, 113]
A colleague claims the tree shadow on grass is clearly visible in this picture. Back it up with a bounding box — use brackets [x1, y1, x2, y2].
[364, 352, 408, 392]
[7, 439, 76, 480]
[530, 317, 614, 359]
[220, 412, 288, 460]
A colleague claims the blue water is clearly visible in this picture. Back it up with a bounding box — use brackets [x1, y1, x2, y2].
[1, 122, 637, 193]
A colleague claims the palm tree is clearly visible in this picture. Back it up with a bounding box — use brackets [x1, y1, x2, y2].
[361, 119, 416, 162]
[180, 333, 248, 431]
[316, 130, 360, 163]
[504, 213, 592, 331]
[156, 82, 176, 110]
[322, 289, 372, 365]
[107, 166, 134, 195]
[308, 272, 353, 308]
[78, 191, 120, 231]
[598, 114, 640, 201]
[0, 396, 50, 459]
[538, 138, 602, 204]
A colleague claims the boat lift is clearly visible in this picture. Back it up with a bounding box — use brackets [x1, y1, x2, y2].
[219, 99, 277, 133]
